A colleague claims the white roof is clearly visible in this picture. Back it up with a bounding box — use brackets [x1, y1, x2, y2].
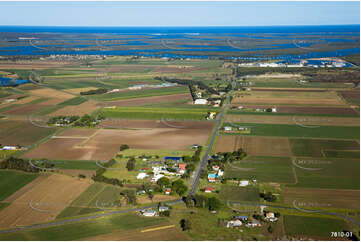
[137, 173, 148, 179]
[194, 99, 208, 105]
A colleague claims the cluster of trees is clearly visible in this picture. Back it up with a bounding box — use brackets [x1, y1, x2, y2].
[73, 114, 104, 127]
[119, 144, 129, 151]
[260, 192, 277, 202]
[80, 88, 108, 95]
[157, 177, 188, 196]
[180, 219, 192, 231]
[307, 71, 360, 84]
[47, 115, 79, 126]
[159, 210, 170, 217]
[126, 157, 136, 171]
[120, 189, 137, 205]
[92, 159, 123, 187]
[184, 194, 222, 211]
[0, 157, 40, 173]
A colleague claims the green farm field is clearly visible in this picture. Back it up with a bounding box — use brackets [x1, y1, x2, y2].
[101, 106, 217, 120]
[289, 158, 360, 190]
[225, 156, 295, 184]
[283, 215, 348, 238]
[219, 185, 259, 202]
[290, 139, 360, 157]
[222, 122, 360, 139]
[0, 170, 39, 201]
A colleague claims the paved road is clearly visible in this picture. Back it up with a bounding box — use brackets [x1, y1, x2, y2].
[189, 85, 234, 195]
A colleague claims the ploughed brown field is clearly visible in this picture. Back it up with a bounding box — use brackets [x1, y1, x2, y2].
[284, 187, 360, 210]
[214, 135, 292, 157]
[23, 121, 213, 160]
[0, 174, 91, 229]
[102, 93, 192, 107]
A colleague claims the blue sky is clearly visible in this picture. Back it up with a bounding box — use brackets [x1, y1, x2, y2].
[0, 1, 359, 26]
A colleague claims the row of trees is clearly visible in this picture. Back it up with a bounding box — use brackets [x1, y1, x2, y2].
[80, 88, 108, 95]
[0, 157, 40, 173]
[92, 159, 124, 187]
[184, 194, 222, 211]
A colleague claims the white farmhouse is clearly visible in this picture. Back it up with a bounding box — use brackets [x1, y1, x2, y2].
[194, 99, 208, 105]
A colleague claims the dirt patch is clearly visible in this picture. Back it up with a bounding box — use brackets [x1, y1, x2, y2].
[338, 90, 360, 99]
[103, 93, 191, 107]
[0, 174, 91, 229]
[60, 128, 98, 137]
[284, 187, 360, 210]
[252, 74, 302, 78]
[23, 124, 213, 161]
[215, 135, 292, 157]
[49, 100, 101, 116]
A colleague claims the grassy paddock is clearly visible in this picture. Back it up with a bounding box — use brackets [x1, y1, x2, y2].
[0, 170, 39, 201]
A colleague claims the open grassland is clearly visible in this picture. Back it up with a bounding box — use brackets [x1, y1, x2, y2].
[101, 106, 217, 120]
[225, 156, 295, 184]
[284, 215, 348, 239]
[23, 125, 210, 160]
[232, 90, 345, 105]
[225, 114, 360, 126]
[219, 185, 259, 202]
[0, 174, 92, 229]
[223, 122, 360, 140]
[0, 170, 39, 201]
[0, 119, 56, 146]
[0, 213, 167, 241]
[284, 187, 360, 210]
[289, 158, 359, 190]
[290, 139, 360, 157]
[95, 85, 189, 101]
[214, 135, 292, 157]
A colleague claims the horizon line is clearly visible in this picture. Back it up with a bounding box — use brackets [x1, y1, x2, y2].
[0, 24, 360, 28]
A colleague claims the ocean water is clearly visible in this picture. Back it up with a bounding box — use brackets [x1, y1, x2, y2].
[0, 25, 359, 59]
